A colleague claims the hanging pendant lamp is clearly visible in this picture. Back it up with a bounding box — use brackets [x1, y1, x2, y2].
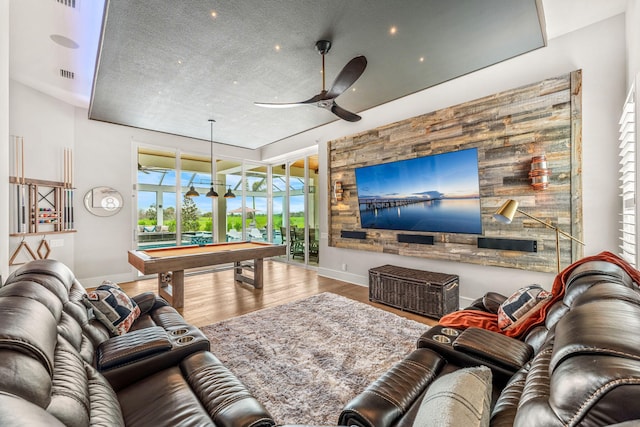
[224, 186, 236, 198]
[185, 186, 199, 198]
[206, 119, 219, 198]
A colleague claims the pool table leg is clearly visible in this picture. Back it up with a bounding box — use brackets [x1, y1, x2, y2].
[157, 269, 185, 308]
[233, 258, 263, 289]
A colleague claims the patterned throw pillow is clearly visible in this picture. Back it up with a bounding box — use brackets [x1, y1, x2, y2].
[83, 281, 140, 336]
[497, 284, 552, 331]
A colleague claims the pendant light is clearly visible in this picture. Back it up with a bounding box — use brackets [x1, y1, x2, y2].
[206, 119, 219, 198]
[185, 186, 199, 198]
[224, 186, 236, 198]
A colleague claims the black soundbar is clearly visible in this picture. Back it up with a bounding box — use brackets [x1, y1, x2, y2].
[341, 230, 367, 239]
[397, 234, 434, 245]
[477, 237, 537, 252]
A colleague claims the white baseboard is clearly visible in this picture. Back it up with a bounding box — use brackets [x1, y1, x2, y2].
[78, 271, 138, 289]
[317, 268, 368, 286]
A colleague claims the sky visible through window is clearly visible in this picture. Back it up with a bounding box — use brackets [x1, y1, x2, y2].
[137, 171, 305, 215]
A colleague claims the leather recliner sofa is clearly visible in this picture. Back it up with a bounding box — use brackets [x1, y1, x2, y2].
[339, 259, 640, 426]
[0, 259, 275, 427]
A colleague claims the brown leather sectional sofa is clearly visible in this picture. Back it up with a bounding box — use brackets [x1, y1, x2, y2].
[340, 259, 640, 426]
[0, 259, 275, 427]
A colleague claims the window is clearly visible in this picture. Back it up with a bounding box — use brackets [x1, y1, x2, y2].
[619, 80, 637, 267]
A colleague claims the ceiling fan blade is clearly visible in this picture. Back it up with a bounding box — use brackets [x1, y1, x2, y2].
[331, 103, 361, 122]
[326, 55, 367, 98]
[254, 102, 308, 109]
[254, 93, 325, 109]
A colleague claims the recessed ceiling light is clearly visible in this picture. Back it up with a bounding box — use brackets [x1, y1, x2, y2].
[50, 34, 79, 49]
[210, 10, 217, 19]
[419, 57, 425, 62]
[275, 44, 281, 52]
[389, 26, 397, 36]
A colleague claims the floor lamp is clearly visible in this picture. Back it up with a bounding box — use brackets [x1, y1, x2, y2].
[493, 199, 585, 273]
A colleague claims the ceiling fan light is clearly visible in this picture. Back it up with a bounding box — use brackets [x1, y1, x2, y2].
[224, 187, 235, 198]
[185, 186, 199, 198]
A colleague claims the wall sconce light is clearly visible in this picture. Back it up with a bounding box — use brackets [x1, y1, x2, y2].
[333, 181, 343, 201]
[493, 199, 584, 272]
[528, 155, 552, 190]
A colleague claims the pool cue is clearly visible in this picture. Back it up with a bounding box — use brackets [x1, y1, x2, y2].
[15, 137, 19, 233]
[64, 148, 69, 230]
[18, 137, 26, 233]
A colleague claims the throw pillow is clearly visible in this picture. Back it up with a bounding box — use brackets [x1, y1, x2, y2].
[497, 284, 552, 331]
[413, 366, 492, 427]
[82, 281, 140, 336]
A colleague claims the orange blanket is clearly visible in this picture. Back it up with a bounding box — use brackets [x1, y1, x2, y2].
[439, 251, 640, 338]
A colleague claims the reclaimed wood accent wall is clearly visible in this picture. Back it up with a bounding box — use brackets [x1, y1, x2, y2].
[328, 70, 582, 273]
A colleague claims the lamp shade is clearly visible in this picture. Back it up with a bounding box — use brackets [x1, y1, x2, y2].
[493, 199, 518, 224]
[185, 186, 199, 198]
[206, 186, 218, 198]
[224, 187, 236, 198]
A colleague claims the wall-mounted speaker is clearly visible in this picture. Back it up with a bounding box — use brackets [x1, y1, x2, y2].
[477, 237, 537, 252]
[341, 230, 367, 239]
[397, 234, 434, 245]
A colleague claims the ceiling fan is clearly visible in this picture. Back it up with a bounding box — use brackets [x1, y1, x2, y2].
[137, 163, 168, 174]
[254, 40, 367, 122]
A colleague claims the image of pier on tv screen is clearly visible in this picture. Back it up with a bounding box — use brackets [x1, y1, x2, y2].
[354, 148, 483, 234]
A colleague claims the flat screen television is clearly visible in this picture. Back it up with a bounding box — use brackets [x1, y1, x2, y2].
[354, 148, 482, 234]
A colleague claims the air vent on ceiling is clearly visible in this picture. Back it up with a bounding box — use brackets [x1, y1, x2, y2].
[60, 69, 75, 80]
[56, 0, 77, 8]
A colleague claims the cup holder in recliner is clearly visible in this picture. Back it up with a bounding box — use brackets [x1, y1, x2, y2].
[432, 334, 451, 344]
[176, 336, 195, 345]
[440, 328, 459, 337]
[170, 328, 189, 336]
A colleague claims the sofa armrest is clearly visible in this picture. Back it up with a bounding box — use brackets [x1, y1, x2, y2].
[97, 326, 172, 370]
[99, 325, 209, 391]
[452, 327, 533, 371]
[338, 348, 445, 427]
[418, 325, 531, 385]
[131, 292, 168, 315]
[468, 292, 507, 313]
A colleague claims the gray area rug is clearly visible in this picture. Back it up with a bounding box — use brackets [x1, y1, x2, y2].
[200, 292, 428, 424]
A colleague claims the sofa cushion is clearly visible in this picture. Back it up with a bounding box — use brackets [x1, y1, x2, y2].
[413, 365, 492, 427]
[497, 285, 551, 331]
[83, 281, 140, 336]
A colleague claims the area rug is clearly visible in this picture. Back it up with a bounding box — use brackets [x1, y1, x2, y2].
[199, 292, 429, 424]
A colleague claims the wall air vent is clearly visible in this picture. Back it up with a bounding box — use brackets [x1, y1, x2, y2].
[56, 0, 77, 8]
[60, 69, 75, 80]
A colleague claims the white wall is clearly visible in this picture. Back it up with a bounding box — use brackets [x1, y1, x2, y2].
[8, 82, 76, 268]
[1, 0, 9, 283]
[627, 0, 640, 84]
[264, 15, 627, 305]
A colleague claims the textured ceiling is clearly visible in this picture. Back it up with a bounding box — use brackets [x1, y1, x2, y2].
[89, 0, 545, 149]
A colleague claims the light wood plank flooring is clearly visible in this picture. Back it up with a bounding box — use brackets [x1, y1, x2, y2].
[119, 260, 438, 328]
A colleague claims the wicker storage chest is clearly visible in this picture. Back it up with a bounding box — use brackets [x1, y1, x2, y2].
[368, 265, 459, 319]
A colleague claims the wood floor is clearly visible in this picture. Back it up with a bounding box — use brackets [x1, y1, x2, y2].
[119, 260, 438, 328]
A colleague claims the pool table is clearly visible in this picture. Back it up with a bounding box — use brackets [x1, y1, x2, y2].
[128, 241, 286, 308]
